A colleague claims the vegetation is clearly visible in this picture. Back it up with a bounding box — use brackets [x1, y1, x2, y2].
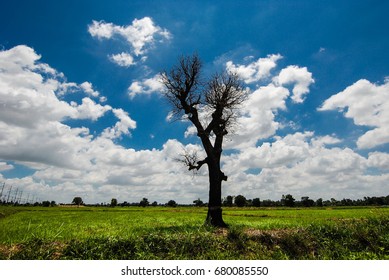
[72, 197, 84, 207]
[110, 198, 118, 207]
[1, 205, 388, 260]
[222, 194, 389, 208]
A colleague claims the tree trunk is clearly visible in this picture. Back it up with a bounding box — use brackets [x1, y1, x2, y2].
[205, 162, 228, 227]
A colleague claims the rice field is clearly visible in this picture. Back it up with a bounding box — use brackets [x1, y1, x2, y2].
[1, 205, 388, 259]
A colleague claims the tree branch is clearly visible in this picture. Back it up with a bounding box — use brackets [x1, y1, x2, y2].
[177, 151, 209, 172]
[188, 158, 209, 171]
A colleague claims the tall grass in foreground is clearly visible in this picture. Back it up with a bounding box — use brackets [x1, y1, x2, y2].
[0, 206, 388, 259]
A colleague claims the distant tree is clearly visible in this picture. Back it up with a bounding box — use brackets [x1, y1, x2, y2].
[252, 198, 261, 207]
[282, 194, 295, 207]
[316, 198, 323, 207]
[167, 200, 177, 207]
[121, 201, 130, 207]
[111, 198, 118, 207]
[261, 199, 275, 207]
[50, 201, 56, 207]
[193, 198, 205, 207]
[234, 195, 247, 207]
[139, 198, 149, 207]
[72, 197, 84, 207]
[151, 201, 158, 207]
[161, 54, 246, 227]
[42, 200, 51, 207]
[223, 195, 234, 207]
[322, 200, 331, 207]
[301, 196, 315, 207]
[341, 198, 354, 206]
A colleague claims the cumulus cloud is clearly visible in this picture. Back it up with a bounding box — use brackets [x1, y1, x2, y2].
[226, 54, 282, 83]
[0, 46, 73, 127]
[109, 52, 135, 67]
[319, 79, 389, 149]
[225, 84, 290, 149]
[0, 45, 206, 204]
[367, 152, 389, 171]
[88, 17, 171, 66]
[71, 97, 112, 121]
[0, 162, 14, 172]
[221, 55, 315, 150]
[79, 81, 100, 97]
[0, 45, 135, 170]
[101, 108, 137, 139]
[128, 74, 164, 98]
[273, 65, 314, 103]
[1, 46, 388, 205]
[222, 131, 387, 200]
[27, 138, 208, 204]
[224, 131, 314, 172]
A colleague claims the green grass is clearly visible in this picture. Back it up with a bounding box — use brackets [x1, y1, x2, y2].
[1, 206, 388, 259]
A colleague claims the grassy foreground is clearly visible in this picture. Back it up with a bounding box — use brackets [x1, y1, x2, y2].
[0, 206, 388, 259]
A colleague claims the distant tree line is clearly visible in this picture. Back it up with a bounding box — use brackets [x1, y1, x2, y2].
[100, 197, 178, 208]
[3, 194, 388, 208]
[220, 194, 389, 208]
[101, 194, 389, 208]
[0, 200, 57, 207]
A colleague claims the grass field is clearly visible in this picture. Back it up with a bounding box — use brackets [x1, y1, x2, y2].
[1, 205, 389, 260]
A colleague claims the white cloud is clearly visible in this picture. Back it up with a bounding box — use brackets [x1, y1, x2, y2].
[80, 81, 100, 97]
[319, 79, 389, 149]
[224, 131, 314, 172]
[128, 74, 164, 98]
[0, 162, 14, 172]
[222, 55, 315, 150]
[0, 45, 135, 171]
[1, 46, 388, 205]
[222, 131, 387, 201]
[27, 138, 208, 204]
[101, 108, 137, 139]
[367, 152, 389, 170]
[273, 65, 314, 103]
[0, 45, 77, 127]
[226, 54, 282, 83]
[88, 20, 115, 39]
[88, 17, 171, 66]
[0, 120, 93, 169]
[72, 97, 112, 121]
[226, 84, 290, 149]
[109, 52, 135, 67]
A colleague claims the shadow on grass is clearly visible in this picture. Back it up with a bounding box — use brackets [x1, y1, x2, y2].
[1, 217, 388, 260]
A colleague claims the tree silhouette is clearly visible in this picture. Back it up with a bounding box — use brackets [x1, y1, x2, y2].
[234, 195, 247, 207]
[167, 200, 177, 207]
[223, 195, 234, 207]
[281, 194, 295, 207]
[139, 197, 149, 207]
[72, 197, 83, 207]
[111, 198, 118, 207]
[161, 54, 246, 227]
[193, 198, 205, 207]
[252, 198, 261, 207]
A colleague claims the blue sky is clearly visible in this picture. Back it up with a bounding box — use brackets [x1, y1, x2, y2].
[0, 0, 388, 204]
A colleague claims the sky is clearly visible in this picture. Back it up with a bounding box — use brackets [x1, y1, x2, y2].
[0, 0, 388, 204]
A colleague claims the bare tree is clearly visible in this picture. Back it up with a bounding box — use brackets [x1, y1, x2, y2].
[161, 54, 246, 227]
